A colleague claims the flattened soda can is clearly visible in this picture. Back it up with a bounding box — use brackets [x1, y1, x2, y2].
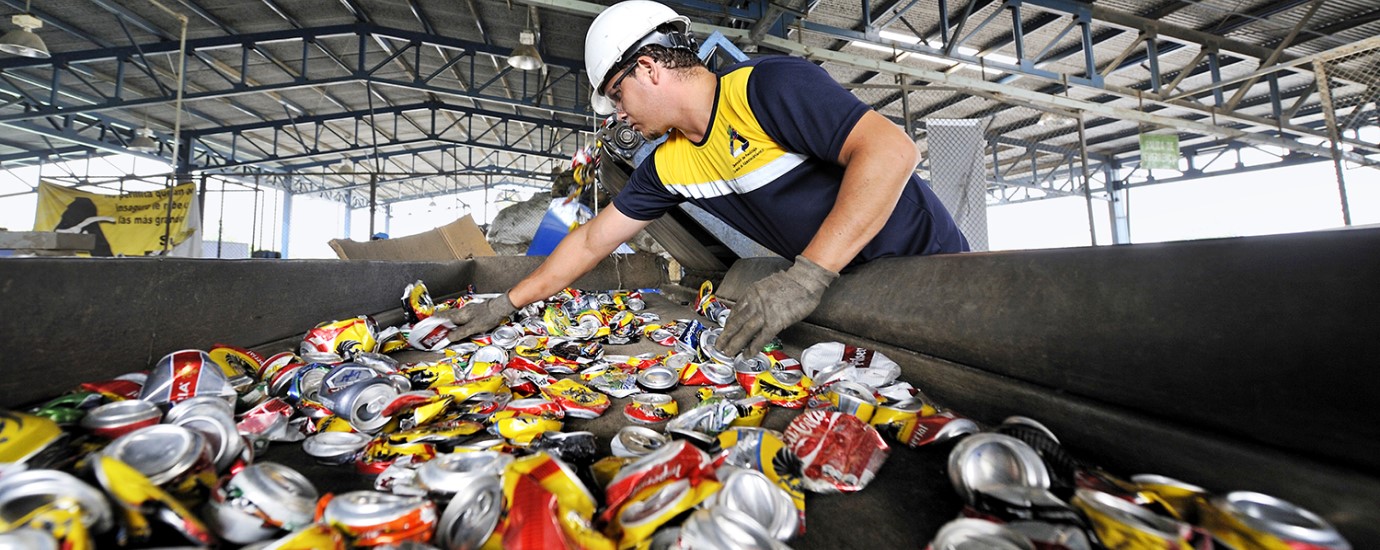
[434, 475, 502, 550]
[321, 491, 437, 546]
[824, 381, 878, 421]
[1072, 488, 1193, 549]
[82, 399, 162, 439]
[928, 518, 1035, 550]
[140, 349, 236, 406]
[1132, 474, 1209, 523]
[624, 393, 679, 424]
[712, 467, 798, 541]
[733, 353, 771, 391]
[868, 396, 925, 443]
[1201, 491, 1350, 550]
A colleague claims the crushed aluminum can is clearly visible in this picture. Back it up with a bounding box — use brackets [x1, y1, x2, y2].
[0, 469, 115, 537]
[258, 352, 300, 383]
[408, 316, 458, 352]
[949, 434, 1079, 524]
[716, 427, 808, 533]
[166, 396, 245, 473]
[214, 462, 319, 541]
[867, 396, 926, 444]
[1202, 491, 1351, 550]
[616, 477, 723, 549]
[730, 396, 771, 428]
[321, 491, 438, 547]
[244, 523, 346, 549]
[434, 474, 502, 550]
[699, 328, 736, 365]
[666, 398, 738, 435]
[375, 457, 427, 496]
[303, 431, 373, 465]
[581, 363, 642, 398]
[140, 349, 237, 405]
[713, 467, 800, 541]
[799, 341, 900, 379]
[208, 343, 264, 379]
[318, 363, 398, 433]
[1070, 488, 1192, 550]
[698, 384, 748, 402]
[750, 369, 813, 409]
[823, 380, 878, 421]
[679, 360, 735, 386]
[302, 316, 379, 360]
[0, 527, 58, 550]
[733, 353, 772, 391]
[696, 281, 731, 327]
[612, 426, 670, 458]
[637, 365, 679, 391]
[928, 518, 1035, 550]
[1131, 474, 1210, 523]
[416, 451, 513, 498]
[624, 393, 680, 424]
[679, 506, 790, 550]
[529, 430, 599, 465]
[783, 410, 889, 493]
[101, 424, 218, 505]
[647, 327, 678, 347]
[31, 392, 102, 426]
[1006, 520, 1093, 550]
[504, 398, 565, 419]
[490, 414, 563, 446]
[675, 320, 706, 358]
[602, 440, 715, 524]
[81, 372, 146, 401]
[540, 378, 610, 419]
[358, 437, 437, 476]
[402, 361, 459, 389]
[401, 280, 436, 324]
[319, 378, 398, 434]
[463, 346, 508, 381]
[513, 335, 547, 358]
[91, 454, 215, 546]
[907, 411, 980, 447]
[81, 399, 162, 439]
[237, 397, 295, 442]
[489, 324, 524, 349]
[948, 433, 1049, 506]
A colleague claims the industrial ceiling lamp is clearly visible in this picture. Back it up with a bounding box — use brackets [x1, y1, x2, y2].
[334, 158, 354, 174]
[0, 1, 49, 59]
[507, 13, 543, 71]
[129, 127, 159, 152]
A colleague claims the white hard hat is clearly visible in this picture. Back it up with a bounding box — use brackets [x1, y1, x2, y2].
[585, 0, 692, 115]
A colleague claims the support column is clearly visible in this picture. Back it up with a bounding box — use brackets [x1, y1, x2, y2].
[280, 191, 294, 258]
[1106, 165, 1131, 244]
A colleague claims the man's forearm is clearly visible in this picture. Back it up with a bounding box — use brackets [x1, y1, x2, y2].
[507, 224, 610, 308]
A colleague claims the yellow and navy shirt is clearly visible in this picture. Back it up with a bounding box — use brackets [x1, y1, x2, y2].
[612, 55, 968, 268]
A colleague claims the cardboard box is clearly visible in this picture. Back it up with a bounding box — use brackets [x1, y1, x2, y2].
[329, 215, 496, 260]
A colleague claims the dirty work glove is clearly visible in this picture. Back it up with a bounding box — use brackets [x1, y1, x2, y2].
[719, 256, 839, 357]
[440, 293, 518, 341]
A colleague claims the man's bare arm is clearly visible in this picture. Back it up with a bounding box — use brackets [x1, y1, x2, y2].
[505, 205, 653, 308]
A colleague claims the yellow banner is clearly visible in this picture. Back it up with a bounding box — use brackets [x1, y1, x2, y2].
[35, 181, 196, 256]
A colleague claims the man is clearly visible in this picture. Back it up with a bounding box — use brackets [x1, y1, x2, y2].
[441, 0, 967, 356]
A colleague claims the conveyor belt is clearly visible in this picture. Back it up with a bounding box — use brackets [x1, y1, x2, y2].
[258, 291, 962, 549]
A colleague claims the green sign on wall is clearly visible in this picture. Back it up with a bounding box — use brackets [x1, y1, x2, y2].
[1139, 133, 1180, 170]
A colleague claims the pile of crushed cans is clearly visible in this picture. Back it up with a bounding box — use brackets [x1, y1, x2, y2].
[1, 280, 1352, 550]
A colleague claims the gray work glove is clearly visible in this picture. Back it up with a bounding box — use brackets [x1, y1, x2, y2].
[439, 293, 518, 341]
[719, 256, 839, 357]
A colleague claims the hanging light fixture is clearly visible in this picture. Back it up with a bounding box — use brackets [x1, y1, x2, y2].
[507, 12, 543, 72]
[0, 1, 49, 59]
[334, 158, 355, 174]
[129, 127, 159, 152]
